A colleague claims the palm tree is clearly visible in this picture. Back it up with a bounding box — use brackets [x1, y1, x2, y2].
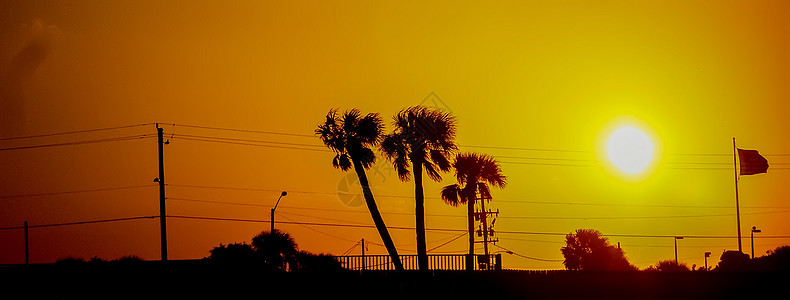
[381, 106, 457, 271]
[316, 108, 403, 271]
[440, 153, 506, 270]
[251, 229, 298, 271]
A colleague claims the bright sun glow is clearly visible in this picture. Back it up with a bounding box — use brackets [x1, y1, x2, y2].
[606, 126, 655, 175]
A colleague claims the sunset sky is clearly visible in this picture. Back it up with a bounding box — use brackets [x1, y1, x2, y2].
[1, 0, 789, 270]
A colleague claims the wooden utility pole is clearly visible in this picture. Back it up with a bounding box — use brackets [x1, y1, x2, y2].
[733, 137, 742, 252]
[24, 221, 29, 265]
[361, 238, 366, 270]
[157, 124, 168, 261]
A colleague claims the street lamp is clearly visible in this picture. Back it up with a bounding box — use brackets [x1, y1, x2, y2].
[674, 236, 684, 264]
[751, 226, 761, 259]
[270, 191, 288, 232]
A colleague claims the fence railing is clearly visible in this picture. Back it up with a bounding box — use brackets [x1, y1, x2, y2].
[334, 254, 502, 271]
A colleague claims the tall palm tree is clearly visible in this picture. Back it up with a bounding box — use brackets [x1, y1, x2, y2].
[316, 108, 403, 271]
[381, 106, 457, 271]
[440, 153, 506, 270]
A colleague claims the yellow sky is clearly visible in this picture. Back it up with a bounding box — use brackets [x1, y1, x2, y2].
[1, 0, 789, 269]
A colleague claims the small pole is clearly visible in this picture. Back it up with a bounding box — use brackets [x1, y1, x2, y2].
[751, 226, 761, 259]
[361, 238, 366, 270]
[24, 221, 29, 265]
[733, 138, 743, 252]
[704, 252, 711, 270]
[270, 208, 275, 233]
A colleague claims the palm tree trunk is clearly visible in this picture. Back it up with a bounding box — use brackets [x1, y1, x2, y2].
[465, 182, 476, 271]
[352, 159, 404, 271]
[412, 161, 428, 271]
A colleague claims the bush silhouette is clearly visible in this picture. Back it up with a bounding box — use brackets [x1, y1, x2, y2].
[561, 229, 636, 271]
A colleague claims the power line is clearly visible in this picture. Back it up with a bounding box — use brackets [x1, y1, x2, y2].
[426, 232, 467, 253]
[167, 184, 790, 210]
[163, 123, 315, 138]
[492, 244, 564, 262]
[0, 216, 158, 231]
[173, 135, 329, 152]
[0, 134, 156, 151]
[0, 185, 156, 199]
[0, 123, 153, 141]
[171, 133, 325, 149]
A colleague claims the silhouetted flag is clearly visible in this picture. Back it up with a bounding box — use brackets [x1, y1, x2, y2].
[738, 148, 769, 175]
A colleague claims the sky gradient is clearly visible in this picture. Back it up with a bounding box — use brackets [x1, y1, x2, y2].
[1, 0, 789, 270]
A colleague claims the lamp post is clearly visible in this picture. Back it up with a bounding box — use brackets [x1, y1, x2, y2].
[674, 236, 684, 264]
[751, 226, 761, 259]
[270, 191, 287, 232]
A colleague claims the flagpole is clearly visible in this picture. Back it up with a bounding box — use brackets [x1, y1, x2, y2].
[733, 137, 743, 253]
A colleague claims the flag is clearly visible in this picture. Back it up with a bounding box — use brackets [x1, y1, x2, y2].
[738, 148, 769, 175]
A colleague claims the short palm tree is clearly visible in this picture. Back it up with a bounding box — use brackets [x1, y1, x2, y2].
[251, 229, 298, 271]
[381, 106, 457, 271]
[440, 153, 506, 269]
[316, 108, 403, 271]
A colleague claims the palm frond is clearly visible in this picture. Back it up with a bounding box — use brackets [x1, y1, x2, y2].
[441, 184, 463, 206]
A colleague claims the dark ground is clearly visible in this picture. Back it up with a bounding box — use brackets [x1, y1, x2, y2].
[1, 261, 786, 299]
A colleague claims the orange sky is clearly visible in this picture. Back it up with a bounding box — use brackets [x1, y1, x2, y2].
[1, 0, 789, 270]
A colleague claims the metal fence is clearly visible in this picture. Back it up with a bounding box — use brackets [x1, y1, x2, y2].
[334, 254, 502, 271]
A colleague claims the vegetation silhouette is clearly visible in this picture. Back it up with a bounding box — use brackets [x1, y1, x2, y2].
[645, 260, 691, 272]
[208, 229, 340, 272]
[714, 246, 790, 271]
[316, 108, 404, 271]
[381, 106, 457, 271]
[440, 153, 507, 267]
[251, 229, 298, 271]
[55, 255, 144, 264]
[561, 229, 636, 271]
[208, 242, 255, 265]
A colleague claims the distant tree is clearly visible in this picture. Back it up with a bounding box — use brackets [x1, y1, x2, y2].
[561, 229, 636, 271]
[646, 260, 690, 272]
[441, 153, 506, 260]
[209, 242, 255, 264]
[716, 250, 751, 271]
[316, 108, 403, 271]
[55, 256, 87, 264]
[110, 255, 144, 264]
[381, 106, 457, 271]
[251, 229, 298, 271]
[751, 245, 790, 271]
[292, 251, 342, 272]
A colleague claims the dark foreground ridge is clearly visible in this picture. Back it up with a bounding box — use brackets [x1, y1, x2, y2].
[1, 260, 787, 299]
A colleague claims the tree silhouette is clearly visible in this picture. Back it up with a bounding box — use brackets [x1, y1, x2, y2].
[645, 260, 690, 272]
[251, 229, 298, 271]
[561, 229, 635, 271]
[316, 108, 403, 271]
[381, 106, 457, 271]
[209, 242, 255, 264]
[440, 153, 506, 264]
[293, 251, 342, 272]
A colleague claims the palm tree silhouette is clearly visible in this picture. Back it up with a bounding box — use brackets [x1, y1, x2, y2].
[251, 229, 298, 271]
[440, 153, 506, 269]
[316, 108, 404, 271]
[381, 106, 457, 271]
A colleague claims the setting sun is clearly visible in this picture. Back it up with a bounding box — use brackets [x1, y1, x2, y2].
[606, 126, 655, 175]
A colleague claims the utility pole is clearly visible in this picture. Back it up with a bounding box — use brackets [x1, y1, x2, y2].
[361, 238, 366, 270]
[157, 124, 167, 261]
[24, 221, 29, 265]
[733, 137, 743, 253]
[474, 183, 498, 270]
